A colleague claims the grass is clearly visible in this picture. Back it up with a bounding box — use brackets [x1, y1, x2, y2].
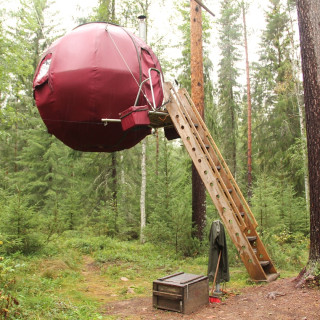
[0, 233, 306, 319]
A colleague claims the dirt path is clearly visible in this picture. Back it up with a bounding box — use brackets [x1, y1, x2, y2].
[81, 257, 320, 319]
[81, 255, 117, 303]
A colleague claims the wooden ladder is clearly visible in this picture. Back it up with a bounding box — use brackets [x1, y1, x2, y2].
[164, 82, 279, 282]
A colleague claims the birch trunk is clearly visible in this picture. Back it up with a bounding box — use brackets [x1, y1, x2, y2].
[287, 4, 310, 214]
[140, 139, 147, 244]
[242, 2, 252, 203]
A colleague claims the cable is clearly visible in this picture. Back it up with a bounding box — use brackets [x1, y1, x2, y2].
[105, 24, 153, 108]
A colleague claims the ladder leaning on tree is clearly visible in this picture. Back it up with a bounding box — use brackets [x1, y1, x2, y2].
[162, 82, 279, 282]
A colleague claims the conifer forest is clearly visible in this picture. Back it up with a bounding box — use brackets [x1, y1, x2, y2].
[0, 0, 319, 319]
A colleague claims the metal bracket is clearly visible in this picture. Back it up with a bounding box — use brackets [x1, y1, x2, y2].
[101, 118, 121, 126]
[134, 68, 164, 110]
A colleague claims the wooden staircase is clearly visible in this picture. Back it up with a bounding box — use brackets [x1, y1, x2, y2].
[163, 82, 279, 282]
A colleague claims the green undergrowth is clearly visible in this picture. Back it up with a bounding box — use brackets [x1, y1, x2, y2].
[0, 232, 309, 319]
[0, 250, 103, 319]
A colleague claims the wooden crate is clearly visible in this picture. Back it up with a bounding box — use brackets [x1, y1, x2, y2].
[153, 272, 208, 314]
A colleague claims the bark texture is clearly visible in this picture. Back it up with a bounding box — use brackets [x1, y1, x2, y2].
[296, 0, 320, 262]
[190, 0, 206, 241]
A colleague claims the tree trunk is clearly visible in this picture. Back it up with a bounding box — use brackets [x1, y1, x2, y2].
[287, 3, 310, 215]
[296, 0, 320, 267]
[111, 152, 118, 232]
[242, 2, 252, 203]
[140, 139, 147, 244]
[138, 14, 148, 244]
[155, 129, 159, 177]
[230, 88, 237, 177]
[190, 0, 206, 241]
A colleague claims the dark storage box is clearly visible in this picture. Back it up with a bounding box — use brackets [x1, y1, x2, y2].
[153, 272, 208, 314]
[164, 126, 180, 140]
[119, 106, 150, 131]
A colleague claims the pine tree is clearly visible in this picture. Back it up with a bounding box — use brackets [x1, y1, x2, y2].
[0, 192, 42, 254]
[296, 0, 320, 283]
[217, 0, 242, 177]
[145, 133, 194, 254]
[252, 0, 300, 185]
[95, 0, 116, 22]
[174, 1, 214, 241]
[1, 0, 72, 242]
[0, 7, 10, 103]
[285, 0, 309, 209]
[251, 173, 281, 232]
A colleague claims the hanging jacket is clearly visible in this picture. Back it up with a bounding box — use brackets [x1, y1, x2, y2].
[207, 220, 230, 283]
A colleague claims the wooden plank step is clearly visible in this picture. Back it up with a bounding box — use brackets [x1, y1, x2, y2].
[260, 261, 270, 267]
[247, 236, 257, 242]
[252, 272, 280, 283]
[266, 273, 280, 282]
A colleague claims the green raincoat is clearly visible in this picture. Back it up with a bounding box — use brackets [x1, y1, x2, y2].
[207, 220, 230, 283]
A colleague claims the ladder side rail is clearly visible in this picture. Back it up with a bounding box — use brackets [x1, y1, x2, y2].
[174, 87, 276, 273]
[252, 236, 278, 275]
[180, 88, 257, 227]
[180, 91, 253, 224]
[177, 92, 248, 230]
[180, 88, 258, 229]
[177, 88, 278, 275]
[178, 88, 250, 215]
[166, 84, 247, 232]
[165, 83, 268, 280]
[170, 85, 247, 230]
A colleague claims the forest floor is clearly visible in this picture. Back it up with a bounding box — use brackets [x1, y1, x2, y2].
[81, 256, 320, 320]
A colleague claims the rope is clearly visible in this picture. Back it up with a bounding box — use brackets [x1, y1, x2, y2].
[105, 25, 153, 108]
[106, 25, 140, 88]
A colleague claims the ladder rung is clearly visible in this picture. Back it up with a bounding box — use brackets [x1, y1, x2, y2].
[266, 273, 280, 282]
[247, 236, 257, 242]
[260, 261, 270, 267]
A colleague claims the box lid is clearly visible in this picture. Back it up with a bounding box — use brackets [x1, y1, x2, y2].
[119, 105, 149, 119]
[155, 272, 207, 286]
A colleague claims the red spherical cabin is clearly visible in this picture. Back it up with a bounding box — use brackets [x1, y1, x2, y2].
[33, 22, 163, 152]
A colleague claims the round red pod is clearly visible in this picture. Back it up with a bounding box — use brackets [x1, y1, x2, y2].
[33, 22, 163, 152]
